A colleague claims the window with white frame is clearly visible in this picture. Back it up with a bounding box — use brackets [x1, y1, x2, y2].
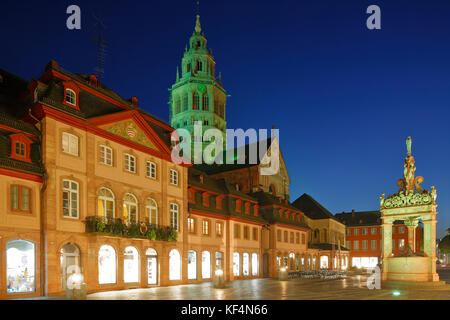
[65, 89, 76, 106]
[170, 203, 179, 231]
[124, 154, 136, 173]
[145, 198, 158, 225]
[371, 227, 377, 235]
[353, 240, 359, 250]
[170, 169, 178, 185]
[371, 240, 377, 250]
[100, 145, 113, 166]
[97, 188, 115, 220]
[62, 179, 79, 218]
[362, 240, 368, 250]
[202, 220, 209, 235]
[362, 228, 368, 235]
[123, 193, 138, 224]
[62, 132, 79, 156]
[146, 161, 156, 179]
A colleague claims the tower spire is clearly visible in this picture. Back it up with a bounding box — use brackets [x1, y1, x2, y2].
[195, 14, 202, 33]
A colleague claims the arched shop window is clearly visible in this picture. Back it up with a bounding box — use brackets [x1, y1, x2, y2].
[7, 240, 36, 294]
[123, 246, 139, 283]
[169, 249, 181, 280]
[243, 253, 250, 276]
[251, 253, 258, 276]
[188, 250, 197, 280]
[146, 248, 158, 285]
[201, 251, 211, 279]
[233, 252, 240, 277]
[98, 245, 116, 284]
[60, 243, 81, 291]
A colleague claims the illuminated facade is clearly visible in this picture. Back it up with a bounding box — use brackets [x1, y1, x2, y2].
[335, 210, 421, 269]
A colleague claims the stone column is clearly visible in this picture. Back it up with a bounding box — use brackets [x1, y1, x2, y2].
[406, 224, 417, 253]
[423, 216, 439, 280]
[381, 219, 393, 279]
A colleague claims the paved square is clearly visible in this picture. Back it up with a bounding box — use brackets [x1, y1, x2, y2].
[84, 270, 450, 300]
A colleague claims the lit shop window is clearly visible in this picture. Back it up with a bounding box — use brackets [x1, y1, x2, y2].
[233, 253, 240, 277]
[243, 253, 250, 276]
[201, 251, 211, 279]
[62, 132, 79, 156]
[398, 239, 405, 250]
[295, 256, 300, 270]
[97, 188, 115, 220]
[188, 250, 197, 280]
[123, 246, 139, 283]
[98, 245, 116, 284]
[276, 256, 281, 267]
[6, 240, 35, 294]
[100, 145, 113, 166]
[252, 253, 258, 276]
[313, 256, 316, 269]
[169, 249, 181, 281]
[320, 256, 329, 269]
[146, 248, 158, 285]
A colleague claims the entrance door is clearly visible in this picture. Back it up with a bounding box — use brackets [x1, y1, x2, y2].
[60, 243, 81, 290]
[147, 256, 158, 285]
[263, 253, 269, 278]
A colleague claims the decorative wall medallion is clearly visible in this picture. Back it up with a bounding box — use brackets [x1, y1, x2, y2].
[102, 120, 156, 149]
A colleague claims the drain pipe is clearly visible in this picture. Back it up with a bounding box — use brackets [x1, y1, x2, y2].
[29, 109, 48, 297]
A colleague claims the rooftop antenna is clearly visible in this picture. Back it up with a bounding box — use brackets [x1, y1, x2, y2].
[92, 14, 108, 83]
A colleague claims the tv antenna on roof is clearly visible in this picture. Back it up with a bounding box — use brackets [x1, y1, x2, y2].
[92, 14, 108, 83]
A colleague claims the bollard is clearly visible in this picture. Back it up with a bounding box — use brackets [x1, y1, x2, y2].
[213, 269, 225, 288]
[278, 267, 288, 281]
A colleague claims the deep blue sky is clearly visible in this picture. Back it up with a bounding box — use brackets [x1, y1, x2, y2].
[1, 0, 449, 238]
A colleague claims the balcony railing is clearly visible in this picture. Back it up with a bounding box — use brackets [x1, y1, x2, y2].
[84, 216, 178, 242]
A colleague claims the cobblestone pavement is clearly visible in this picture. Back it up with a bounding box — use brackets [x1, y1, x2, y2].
[85, 273, 450, 300]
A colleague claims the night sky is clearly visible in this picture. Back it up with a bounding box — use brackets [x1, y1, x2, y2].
[1, 0, 450, 238]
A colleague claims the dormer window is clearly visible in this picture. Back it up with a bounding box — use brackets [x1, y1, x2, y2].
[65, 89, 76, 106]
[10, 133, 32, 163]
[15, 142, 26, 157]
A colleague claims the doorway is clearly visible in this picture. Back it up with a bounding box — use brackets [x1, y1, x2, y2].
[60, 243, 81, 291]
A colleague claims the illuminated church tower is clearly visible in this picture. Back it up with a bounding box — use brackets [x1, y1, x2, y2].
[169, 15, 227, 160]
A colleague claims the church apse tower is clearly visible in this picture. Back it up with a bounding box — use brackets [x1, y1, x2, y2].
[169, 15, 227, 158]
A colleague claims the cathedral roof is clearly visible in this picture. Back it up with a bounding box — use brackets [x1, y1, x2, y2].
[292, 193, 338, 221]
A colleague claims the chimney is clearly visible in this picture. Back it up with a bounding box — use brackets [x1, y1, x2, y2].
[45, 60, 59, 72]
[351, 209, 355, 217]
[89, 74, 98, 87]
[130, 96, 139, 107]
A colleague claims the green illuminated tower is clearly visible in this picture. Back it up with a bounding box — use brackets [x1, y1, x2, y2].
[169, 15, 227, 160]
